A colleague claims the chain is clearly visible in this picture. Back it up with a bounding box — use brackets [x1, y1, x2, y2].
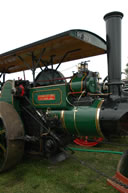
[64, 147, 128, 190]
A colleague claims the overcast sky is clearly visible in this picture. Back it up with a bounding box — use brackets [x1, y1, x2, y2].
[0, 0, 128, 80]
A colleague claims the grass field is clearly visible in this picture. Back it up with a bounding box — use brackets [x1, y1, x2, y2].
[0, 139, 127, 193]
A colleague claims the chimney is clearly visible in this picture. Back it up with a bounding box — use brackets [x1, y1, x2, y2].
[104, 11, 123, 97]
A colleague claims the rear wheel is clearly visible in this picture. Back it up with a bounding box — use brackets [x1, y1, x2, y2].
[0, 101, 24, 172]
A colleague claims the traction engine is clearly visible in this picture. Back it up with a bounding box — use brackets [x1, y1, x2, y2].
[0, 12, 128, 192]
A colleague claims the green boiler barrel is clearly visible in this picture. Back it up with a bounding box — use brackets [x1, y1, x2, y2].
[50, 99, 104, 138]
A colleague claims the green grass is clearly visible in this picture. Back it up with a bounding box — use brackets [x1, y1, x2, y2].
[0, 139, 128, 193]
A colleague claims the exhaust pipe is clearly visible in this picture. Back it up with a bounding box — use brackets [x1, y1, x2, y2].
[104, 12, 123, 97]
[100, 12, 128, 138]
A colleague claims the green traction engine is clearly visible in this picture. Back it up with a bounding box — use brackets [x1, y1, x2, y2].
[0, 11, 128, 172]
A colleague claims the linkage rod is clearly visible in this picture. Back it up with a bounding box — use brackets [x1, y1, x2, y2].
[56, 49, 80, 70]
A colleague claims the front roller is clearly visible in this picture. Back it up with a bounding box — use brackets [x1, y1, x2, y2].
[0, 101, 24, 172]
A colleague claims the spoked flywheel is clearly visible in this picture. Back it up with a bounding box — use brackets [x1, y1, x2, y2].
[0, 101, 24, 172]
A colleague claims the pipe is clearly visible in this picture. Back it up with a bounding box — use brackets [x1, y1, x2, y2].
[104, 12, 123, 96]
[67, 147, 123, 155]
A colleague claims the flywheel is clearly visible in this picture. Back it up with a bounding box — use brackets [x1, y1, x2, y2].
[0, 101, 24, 172]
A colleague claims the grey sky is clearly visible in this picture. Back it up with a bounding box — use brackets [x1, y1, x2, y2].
[0, 0, 128, 80]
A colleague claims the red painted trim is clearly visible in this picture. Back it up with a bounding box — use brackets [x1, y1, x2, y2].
[38, 94, 55, 101]
[116, 172, 128, 185]
[70, 91, 83, 94]
[107, 172, 128, 192]
[19, 85, 25, 96]
[74, 137, 103, 147]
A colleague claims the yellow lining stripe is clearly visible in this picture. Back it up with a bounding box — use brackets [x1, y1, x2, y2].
[60, 110, 69, 134]
[32, 88, 62, 106]
[70, 73, 87, 92]
[95, 100, 104, 138]
[81, 73, 87, 91]
[74, 109, 80, 136]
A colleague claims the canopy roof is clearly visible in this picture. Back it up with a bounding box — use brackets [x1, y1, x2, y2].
[0, 29, 106, 73]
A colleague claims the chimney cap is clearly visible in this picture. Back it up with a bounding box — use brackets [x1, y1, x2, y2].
[104, 11, 123, 21]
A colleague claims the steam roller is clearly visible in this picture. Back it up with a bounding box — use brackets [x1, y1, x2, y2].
[0, 10, 128, 192]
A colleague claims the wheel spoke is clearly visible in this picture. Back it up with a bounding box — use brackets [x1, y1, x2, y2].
[0, 143, 6, 153]
[0, 130, 5, 135]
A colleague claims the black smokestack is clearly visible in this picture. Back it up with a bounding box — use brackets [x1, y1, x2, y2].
[104, 11, 123, 97]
